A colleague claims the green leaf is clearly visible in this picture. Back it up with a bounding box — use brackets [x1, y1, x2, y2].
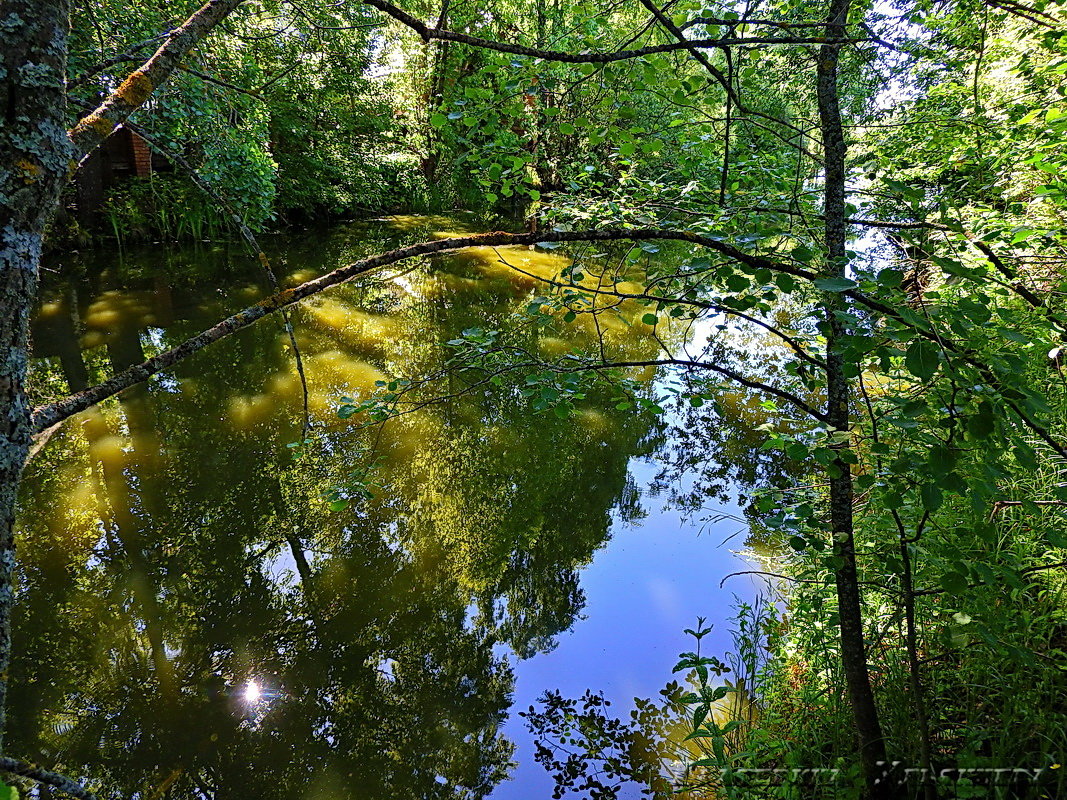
[921, 482, 943, 511]
[684, 729, 716, 740]
[928, 445, 957, 475]
[967, 402, 996, 438]
[1013, 441, 1039, 470]
[1048, 528, 1067, 548]
[877, 268, 904, 288]
[940, 570, 969, 595]
[726, 274, 750, 292]
[558, 122, 576, 135]
[938, 471, 969, 495]
[813, 277, 858, 292]
[642, 313, 658, 325]
[0, 782, 19, 800]
[692, 704, 709, 729]
[905, 340, 939, 381]
[429, 112, 448, 128]
[775, 274, 797, 292]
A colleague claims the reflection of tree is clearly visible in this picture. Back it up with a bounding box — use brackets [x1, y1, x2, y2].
[15, 217, 667, 797]
[649, 329, 809, 538]
[384, 399, 653, 659]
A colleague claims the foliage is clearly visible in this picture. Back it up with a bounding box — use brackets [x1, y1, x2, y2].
[521, 689, 680, 800]
[101, 174, 230, 243]
[397, 0, 1067, 797]
[14, 217, 677, 796]
[16, 0, 1067, 797]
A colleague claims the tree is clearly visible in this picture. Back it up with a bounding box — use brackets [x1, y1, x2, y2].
[5, 0, 1067, 798]
[0, 0, 895, 796]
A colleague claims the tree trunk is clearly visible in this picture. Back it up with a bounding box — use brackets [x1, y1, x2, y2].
[0, 0, 74, 752]
[1, 0, 245, 755]
[815, 0, 889, 795]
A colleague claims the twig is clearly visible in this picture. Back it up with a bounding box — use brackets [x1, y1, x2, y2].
[115, 118, 313, 438]
[69, 0, 247, 161]
[719, 569, 827, 588]
[29, 226, 821, 432]
[492, 252, 827, 369]
[990, 500, 1067, 515]
[363, 0, 854, 61]
[0, 756, 97, 800]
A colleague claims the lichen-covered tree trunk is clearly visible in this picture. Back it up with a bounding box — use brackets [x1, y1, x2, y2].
[0, 0, 74, 752]
[0, 0, 245, 756]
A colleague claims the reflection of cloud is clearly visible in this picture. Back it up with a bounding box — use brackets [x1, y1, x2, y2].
[646, 576, 683, 626]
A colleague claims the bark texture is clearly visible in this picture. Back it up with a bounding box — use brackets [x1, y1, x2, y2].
[0, 0, 245, 779]
[815, 0, 889, 794]
[0, 0, 74, 753]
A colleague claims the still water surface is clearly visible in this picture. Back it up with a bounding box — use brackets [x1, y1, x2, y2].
[20, 215, 763, 799]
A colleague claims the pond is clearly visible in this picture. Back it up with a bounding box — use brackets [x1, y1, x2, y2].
[19, 214, 771, 799]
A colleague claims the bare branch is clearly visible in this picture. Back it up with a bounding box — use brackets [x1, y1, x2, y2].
[0, 756, 96, 800]
[973, 241, 1067, 333]
[362, 0, 851, 62]
[719, 570, 825, 588]
[68, 35, 163, 88]
[982, 0, 1059, 26]
[492, 251, 827, 369]
[636, 0, 818, 150]
[364, 0, 830, 157]
[681, 16, 829, 31]
[69, 0, 246, 161]
[31, 228, 809, 432]
[991, 500, 1067, 515]
[571, 358, 829, 421]
[841, 285, 1067, 461]
[116, 118, 313, 437]
[177, 64, 265, 99]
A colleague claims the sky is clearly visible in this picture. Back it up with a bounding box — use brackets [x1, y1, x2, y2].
[490, 456, 767, 799]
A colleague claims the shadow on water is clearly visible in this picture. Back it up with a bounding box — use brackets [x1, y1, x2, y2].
[18, 215, 779, 799]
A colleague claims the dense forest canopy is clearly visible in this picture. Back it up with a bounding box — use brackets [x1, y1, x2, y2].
[2, 0, 1067, 798]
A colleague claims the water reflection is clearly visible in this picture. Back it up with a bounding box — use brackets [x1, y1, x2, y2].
[17, 216, 674, 799]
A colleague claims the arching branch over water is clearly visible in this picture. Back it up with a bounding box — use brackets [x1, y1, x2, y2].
[31, 228, 814, 433]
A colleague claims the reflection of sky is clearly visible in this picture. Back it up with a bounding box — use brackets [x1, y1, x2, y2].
[491, 456, 765, 799]
[33, 217, 779, 797]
